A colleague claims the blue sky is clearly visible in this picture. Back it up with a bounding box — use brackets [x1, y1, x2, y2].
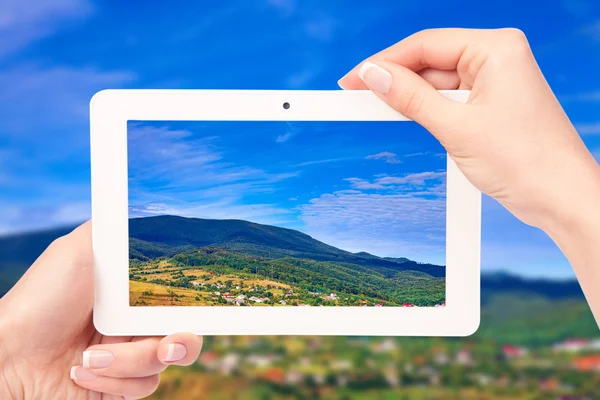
[1, 0, 600, 278]
[128, 121, 448, 265]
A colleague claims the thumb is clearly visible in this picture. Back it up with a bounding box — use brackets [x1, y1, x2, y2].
[357, 60, 467, 143]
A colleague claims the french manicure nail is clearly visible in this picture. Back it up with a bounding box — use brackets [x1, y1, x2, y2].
[70, 366, 98, 382]
[83, 349, 114, 369]
[163, 343, 187, 362]
[358, 62, 392, 94]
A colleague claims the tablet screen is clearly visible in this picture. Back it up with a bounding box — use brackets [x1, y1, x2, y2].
[127, 121, 446, 308]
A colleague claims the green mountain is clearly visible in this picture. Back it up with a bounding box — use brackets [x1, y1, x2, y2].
[129, 215, 445, 278]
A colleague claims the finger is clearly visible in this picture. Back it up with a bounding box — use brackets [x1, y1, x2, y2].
[357, 60, 469, 144]
[340, 68, 460, 91]
[418, 68, 460, 90]
[70, 366, 160, 399]
[157, 332, 203, 366]
[82, 337, 166, 378]
[339, 28, 489, 90]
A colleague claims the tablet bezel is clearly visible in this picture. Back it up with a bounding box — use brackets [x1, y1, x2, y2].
[90, 90, 480, 336]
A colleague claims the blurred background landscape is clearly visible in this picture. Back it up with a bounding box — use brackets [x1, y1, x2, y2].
[1, 0, 600, 398]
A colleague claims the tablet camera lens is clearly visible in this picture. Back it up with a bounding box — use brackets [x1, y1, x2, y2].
[283, 102, 290, 110]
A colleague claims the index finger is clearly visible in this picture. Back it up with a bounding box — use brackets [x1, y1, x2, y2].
[338, 28, 487, 89]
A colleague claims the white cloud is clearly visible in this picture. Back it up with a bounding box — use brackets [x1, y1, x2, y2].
[130, 200, 294, 227]
[576, 122, 600, 135]
[296, 157, 350, 167]
[0, 0, 93, 57]
[344, 178, 385, 190]
[345, 171, 446, 191]
[0, 200, 90, 234]
[299, 190, 446, 264]
[366, 151, 401, 164]
[275, 131, 295, 143]
[560, 90, 600, 103]
[0, 65, 135, 137]
[128, 124, 300, 223]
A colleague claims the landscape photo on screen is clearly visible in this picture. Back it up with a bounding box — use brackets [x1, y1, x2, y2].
[128, 121, 447, 307]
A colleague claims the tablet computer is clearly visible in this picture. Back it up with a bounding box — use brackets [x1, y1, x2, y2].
[90, 90, 480, 336]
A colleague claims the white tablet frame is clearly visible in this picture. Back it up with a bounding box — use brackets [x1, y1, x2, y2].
[90, 90, 480, 336]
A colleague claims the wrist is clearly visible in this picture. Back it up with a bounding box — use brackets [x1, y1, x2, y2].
[541, 157, 600, 241]
[0, 305, 24, 399]
[540, 155, 600, 325]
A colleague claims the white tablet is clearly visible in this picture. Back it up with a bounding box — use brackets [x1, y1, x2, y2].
[90, 90, 480, 336]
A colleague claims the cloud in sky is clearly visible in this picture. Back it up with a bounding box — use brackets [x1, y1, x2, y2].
[0, 65, 135, 137]
[345, 171, 446, 191]
[560, 90, 600, 103]
[576, 122, 600, 135]
[295, 157, 350, 167]
[366, 151, 401, 164]
[299, 168, 447, 263]
[299, 190, 446, 264]
[128, 123, 300, 226]
[0, 0, 93, 57]
[0, 199, 90, 235]
[129, 200, 294, 227]
[275, 131, 295, 143]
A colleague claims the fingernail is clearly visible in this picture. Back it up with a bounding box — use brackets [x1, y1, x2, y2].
[70, 366, 98, 382]
[83, 349, 114, 369]
[337, 79, 346, 89]
[358, 62, 392, 94]
[163, 343, 187, 362]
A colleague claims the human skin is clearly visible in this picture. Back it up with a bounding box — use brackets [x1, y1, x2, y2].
[339, 28, 600, 326]
[0, 222, 203, 399]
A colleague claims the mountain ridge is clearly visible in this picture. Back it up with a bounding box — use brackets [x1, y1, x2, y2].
[0, 219, 585, 302]
[128, 215, 446, 278]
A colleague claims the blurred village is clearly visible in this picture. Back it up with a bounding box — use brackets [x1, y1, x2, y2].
[151, 334, 600, 399]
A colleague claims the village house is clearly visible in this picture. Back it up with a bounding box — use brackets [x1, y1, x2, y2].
[279, 300, 286, 305]
[219, 353, 240, 375]
[553, 338, 590, 352]
[285, 289, 294, 296]
[247, 354, 277, 368]
[249, 296, 262, 303]
[374, 303, 383, 307]
[502, 344, 529, 358]
[198, 351, 219, 370]
[572, 355, 600, 372]
[456, 349, 473, 366]
[191, 281, 201, 287]
[285, 370, 303, 385]
[374, 338, 397, 353]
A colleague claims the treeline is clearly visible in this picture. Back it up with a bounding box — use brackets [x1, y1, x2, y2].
[155, 247, 445, 306]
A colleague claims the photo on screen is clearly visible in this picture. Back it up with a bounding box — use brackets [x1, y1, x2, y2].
[128, 121, 446, 307]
